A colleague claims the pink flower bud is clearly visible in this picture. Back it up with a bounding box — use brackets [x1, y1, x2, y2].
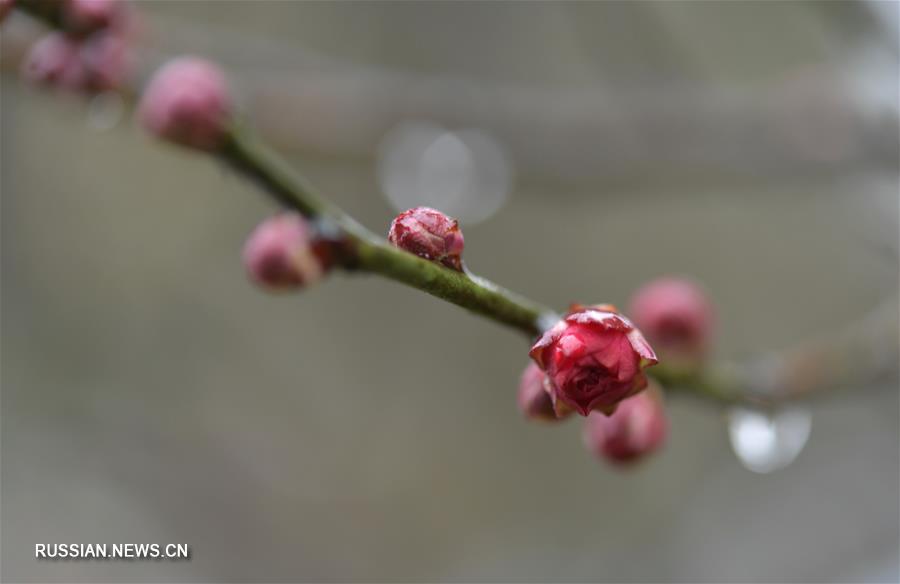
[79, 31, 132, 91]
[21, 33, 82, 88]
[242, 213, 332, 291]
[517, 362, 572, 422]
[582, 385, 668, 465]
[628, 277, 714, 364]
[64, 0, 125, 34]
[138, 57, 232, 151]
[529, 304, 658, 416]
[387, 207, 465, 271]
[21, 30, 132, 94]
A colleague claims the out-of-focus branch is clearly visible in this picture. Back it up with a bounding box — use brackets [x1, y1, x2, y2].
[742, 297, 899, 401]
[249, 67, 898, 184]
[3, 9, 897, 184]
[659, 297, 899, 406]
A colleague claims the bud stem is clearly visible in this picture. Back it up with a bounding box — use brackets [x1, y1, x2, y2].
[355, 240, 550, 335]
[220, 125, 331, 219]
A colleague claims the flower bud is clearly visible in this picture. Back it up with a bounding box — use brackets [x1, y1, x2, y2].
[387, 207, 464, 271]
[517, 362, 572, 422]
[628, 277, 713, 365]
[79, 31, 132, 91]
[21, 33, 82, 89]
[21, 30, 132, 94]
[22, 32, 101, 92]
[582, 384, 668, 466]
[63, 0, 126, 35]
[242, 213, 332, 291]
[138, 56, 231, 151]
[529, 304, 658, 416]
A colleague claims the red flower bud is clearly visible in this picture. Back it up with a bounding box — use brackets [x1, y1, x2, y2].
[628, 277, 713, 364]
[387, 207, 464, 271]
[517, 362, 572, 422]
[529, 305, 657, 416]
[242, 213, 332, 291]
[138, 57, 231, 151]
[582, 385, 668, 465]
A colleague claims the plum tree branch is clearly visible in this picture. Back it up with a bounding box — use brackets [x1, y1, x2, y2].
[221, 124, 556, 338]
[219, 123, 898, 408]
[10, 0, 896, 409]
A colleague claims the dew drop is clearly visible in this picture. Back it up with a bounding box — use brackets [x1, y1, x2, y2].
[727, 406, 812, 473]
[86, 91, 125, 132]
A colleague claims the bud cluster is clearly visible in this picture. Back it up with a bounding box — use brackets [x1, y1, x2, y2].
[518, 354, 668, 467]
[582, 384, 668, 465]
[20, 0, 135, 94]
[516, 277, 715, 468]
[515, 304, 662, 466]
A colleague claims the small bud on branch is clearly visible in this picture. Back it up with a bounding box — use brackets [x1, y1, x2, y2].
[388, 207, 465, 271]
[138, 57, 232, 151]
[517, 362, 571, 422]
[242, 213, 334, 291]
[77, 30, 131, 91]
[21, 32, 80, 89]
[583, 384, 668, 465]
[629, 277, 714, 368]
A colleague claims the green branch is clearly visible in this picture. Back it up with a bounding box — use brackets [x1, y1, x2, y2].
[218, 125, 898, 407]
[221, 125, 554, 338]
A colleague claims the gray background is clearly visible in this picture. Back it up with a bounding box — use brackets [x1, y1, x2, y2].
[2, 1, 898, 582]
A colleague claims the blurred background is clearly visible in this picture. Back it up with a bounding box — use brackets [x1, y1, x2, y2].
[2, 1, 898, 582]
